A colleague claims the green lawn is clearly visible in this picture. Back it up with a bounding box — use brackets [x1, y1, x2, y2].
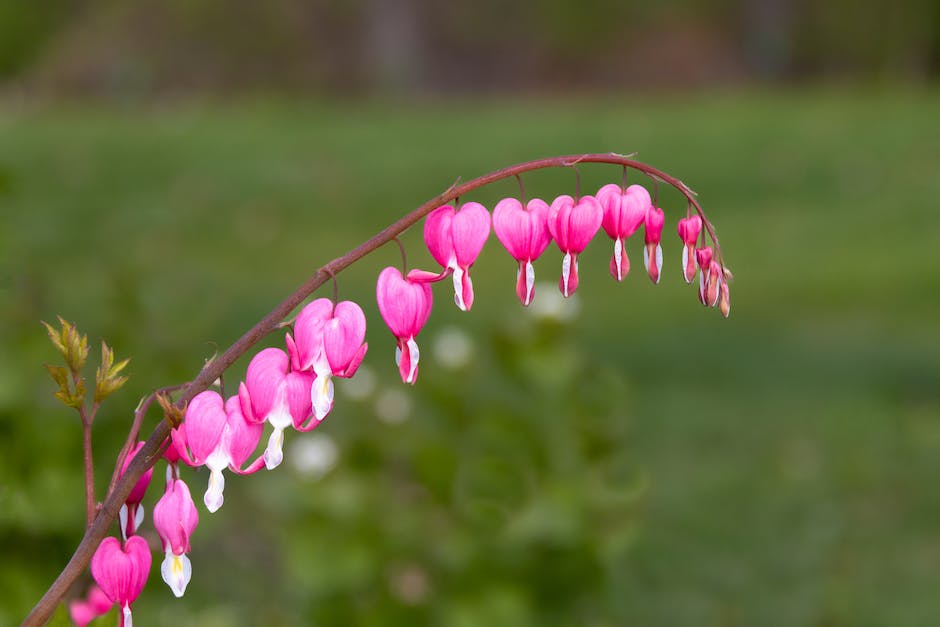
[2, 88, 939, 626]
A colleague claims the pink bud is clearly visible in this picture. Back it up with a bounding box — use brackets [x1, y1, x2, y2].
[153, 478, 198, 597]
[719, 279, 731, 318]
[677, 215, 703, 284]
[376, 267, 433, 384]
[117, 441, 154, 539]
[643, 206, 665, 284]
[424, 203, 491, 311]
[548, 194, 603, 297]
[90, 535, 151, 626]
[120, 441, 154, 506]
[69, 586, 113, 627]
[597, 184, 650, 281]
[492, 197, 552, 306]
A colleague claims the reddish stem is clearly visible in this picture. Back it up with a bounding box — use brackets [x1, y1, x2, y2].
[24, 152, 721, 625]
[81, 415, 95, 528]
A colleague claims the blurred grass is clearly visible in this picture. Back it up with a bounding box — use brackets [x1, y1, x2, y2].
[1, 87, 939, 626]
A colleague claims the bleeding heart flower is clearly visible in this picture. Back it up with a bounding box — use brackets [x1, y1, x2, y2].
[90, 535, 151, 627]
[117, 441, 154, 540]
[596, 183, 650, 281]
[677, 215, 703, 283]
[643, 205, 666, 284]
[424, 202, 491, 311]
[153, 477, 199, 598]
[376, 267, 433, 384]
[492, 197, 553, 306]
[287, 298, 368, 421]
[548, 194, 603, 297]
[238, 348, 315, 470]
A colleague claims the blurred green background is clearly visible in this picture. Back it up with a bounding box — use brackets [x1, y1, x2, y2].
[2, 2, 940, 626]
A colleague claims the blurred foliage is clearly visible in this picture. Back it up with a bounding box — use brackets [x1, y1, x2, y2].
[1, 0, 938, 96]
[1, 89, 940, 625]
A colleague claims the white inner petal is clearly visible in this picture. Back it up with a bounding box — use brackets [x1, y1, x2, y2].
[204, 466, 226, 513]
[406, 337, 420, 383]
[614, 239, 623, 279]
[123, 603, 133, 627]
[119, 504, 129, 541]
[643, 245, 650, 272]
[161, 550, 192, 598]
[394, 345, 402, 367]
[655, 244, 663, 276]
[264, 427, 286, 470]
[524, 260, 535, 305]
[134, 503, 145, 531]
[312, 374, 334, 420]
[561, 253, 572, 297]
[452, 265, 467, 311]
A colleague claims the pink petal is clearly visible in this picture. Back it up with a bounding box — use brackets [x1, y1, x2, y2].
[551, 195, 603, 253]
[677, 215, 703, 246]
[324, 301, 367, 374]
[620, 185, 651, 237]
[286, 369, 316, 427]
[548, 194, 575, 250]
[493, 197, 552, 262]
[181, 391, 226, 464]
[120, 441, 154, 505]
[450, 201, 491, 267]
[244, 348, 290, 420]
[292, 298, 333, 371]
[90, 535, 152, 606]
[153, 478, 199, 555]
[424, 205, 457, 268]
[597, 183, 623, 239]
[377, 267, 433, 339]
[644, 206, 665, 245]
[224, 395, 263, 469]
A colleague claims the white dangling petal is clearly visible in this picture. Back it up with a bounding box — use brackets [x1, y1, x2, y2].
[311, 374, 334, 421]
[119, 504, 129, 541]
[134, 503, 145, 531]
[613, 239, 624, 280]
[682, 246, 690, 282]
[123, 602, 134, 627]
[643, 245, 650, 272]
[161, 550, 192, 598]
[524, 260, 535, 305]
[561, 253, 572, 297]
[204, 468, 225, 512]
[406, 337, 420, 383]
[394, 346, 402, 367]
[452, 265, 467, 311]
[655, 243, 663, 283]
[264, 427, 286, 470]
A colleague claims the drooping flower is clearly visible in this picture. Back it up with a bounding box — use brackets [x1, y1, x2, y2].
[90, 535, 151, 627]
[676, 215, 703, 284]
[719, 279, 731, 318]
[69, 585, 113, 627]
[695, 247, 723, 307]
[643, 205, 666, 284]
[548, 194, 604, 297]
[117, 441, 154, 539]
[492, 197, 553, 306]
[287, 299, 368, 421]
[153, 477, 199, 598]
[596, 184, 650, 281]
[423, 202, 491, 311]
[238, 348, 315, 470]
[173, 390, 265, 510]
[376, 267, 433, 384]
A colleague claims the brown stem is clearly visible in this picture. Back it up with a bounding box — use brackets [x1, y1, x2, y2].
[23, 152, 720, 625]
[81, 414, 95, 529]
